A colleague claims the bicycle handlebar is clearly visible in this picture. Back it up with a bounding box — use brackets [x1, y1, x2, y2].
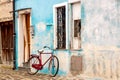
[43, 46, 51, 50]
[38, 46, 53, 53]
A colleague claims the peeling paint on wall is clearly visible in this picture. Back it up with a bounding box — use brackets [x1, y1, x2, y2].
[82, 0, 120, 79]
[83, 49, 120, 80]
[36, 22, 46, 31]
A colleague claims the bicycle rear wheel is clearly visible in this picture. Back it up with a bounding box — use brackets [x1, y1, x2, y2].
[26, 57, 40, 75]
[48, 55, 59, 77]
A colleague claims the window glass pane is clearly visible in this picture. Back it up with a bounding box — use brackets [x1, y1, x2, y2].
[74, 19, 81, 37]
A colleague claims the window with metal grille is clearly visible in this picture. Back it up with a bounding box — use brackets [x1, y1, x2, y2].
[56, 6, 66, 49]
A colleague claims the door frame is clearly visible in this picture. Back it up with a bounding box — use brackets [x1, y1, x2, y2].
[17, 9, 31, 67]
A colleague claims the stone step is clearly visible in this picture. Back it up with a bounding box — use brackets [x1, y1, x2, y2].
[0, 64, 13, 69]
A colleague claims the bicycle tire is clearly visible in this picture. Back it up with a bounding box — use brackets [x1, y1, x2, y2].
[48, 55, 59, 77]
[26, 57, 40, 75]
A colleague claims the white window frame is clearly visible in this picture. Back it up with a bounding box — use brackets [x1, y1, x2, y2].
[68, 0, 80, 4]
[69, 1, 81, 50]
[53, 2, 68, 49]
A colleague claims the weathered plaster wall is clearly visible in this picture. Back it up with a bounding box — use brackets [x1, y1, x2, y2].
[15, 0, 120, 77]
[15, 0, 69, 75]
[0, 1, 13, 22]
[81, 0, 120, 79]
[15, 0, 67, 51]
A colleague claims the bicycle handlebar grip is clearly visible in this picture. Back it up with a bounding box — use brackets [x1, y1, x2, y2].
[43, 46, 50, 49]
[43, 46, 47, 48]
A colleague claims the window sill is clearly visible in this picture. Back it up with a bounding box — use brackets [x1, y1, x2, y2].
[54, 49, 69, 51]
[70, 48, 83, 51]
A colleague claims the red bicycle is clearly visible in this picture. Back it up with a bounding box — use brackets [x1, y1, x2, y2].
[26, 46, 59, 77]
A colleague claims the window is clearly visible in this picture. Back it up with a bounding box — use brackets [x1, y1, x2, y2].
[53, 3, 68, 49]
[56, 6, 66, 49]
[53, 2, 80, 50]
[74, 19, 81, 37]
[71, 2, 81, 50]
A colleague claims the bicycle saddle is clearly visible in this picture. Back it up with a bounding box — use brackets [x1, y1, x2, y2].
[38, 49, 44, 53]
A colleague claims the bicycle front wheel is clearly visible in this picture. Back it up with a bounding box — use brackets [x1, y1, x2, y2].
[48, 55, 59, 77]
[27, 57, 40, 75]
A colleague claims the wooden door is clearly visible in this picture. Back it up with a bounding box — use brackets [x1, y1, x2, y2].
[23, 13, 30, 62]
[0, 21, 13, 65]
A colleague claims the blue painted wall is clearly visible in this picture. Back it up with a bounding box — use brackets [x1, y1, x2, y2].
[15, 0, 67, 50]
[15, 0, 67, 24]
[15, 0, 69, 75]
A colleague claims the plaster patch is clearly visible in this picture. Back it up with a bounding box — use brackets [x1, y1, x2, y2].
[36, 22, 46, 31]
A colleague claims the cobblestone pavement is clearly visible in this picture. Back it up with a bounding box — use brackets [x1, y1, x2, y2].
[0, 66, 105, 80]
[0, 67, 85, 80]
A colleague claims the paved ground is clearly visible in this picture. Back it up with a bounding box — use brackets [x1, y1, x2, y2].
[0, 65, 105, 80]
[0, 67, 85, 80]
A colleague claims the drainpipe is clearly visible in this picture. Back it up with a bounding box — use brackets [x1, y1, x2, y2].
[13, 0, 17, 70]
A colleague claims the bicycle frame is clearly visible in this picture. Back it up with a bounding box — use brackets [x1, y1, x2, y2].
[31, 52, 53, 70]
[39, 52, 53, 67]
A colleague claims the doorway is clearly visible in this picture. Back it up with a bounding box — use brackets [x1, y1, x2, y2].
[18, 13, 31, 67]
